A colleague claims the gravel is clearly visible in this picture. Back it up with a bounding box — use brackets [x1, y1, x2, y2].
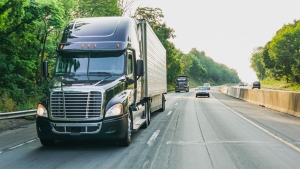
[0, 118, 35, 133]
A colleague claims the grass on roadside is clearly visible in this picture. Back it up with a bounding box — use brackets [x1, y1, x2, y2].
[261, 78, 300, 92]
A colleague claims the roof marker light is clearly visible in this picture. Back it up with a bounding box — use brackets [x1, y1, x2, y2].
[81, 44, 84, 49]
[59, 45, 63, 49]
[94, 44, 97, 48]
[116, 44, 120, 48]
[88, 44, 90, 48]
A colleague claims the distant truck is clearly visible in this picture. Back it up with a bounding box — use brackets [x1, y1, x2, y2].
[175, 76, 189, 92]
[36, 17, 167, 147]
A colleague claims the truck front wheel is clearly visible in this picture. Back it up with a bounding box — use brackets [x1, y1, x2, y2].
[142, 101, 151, 129]
[119, 114, 132, 147]
[40, 139, 55, 146]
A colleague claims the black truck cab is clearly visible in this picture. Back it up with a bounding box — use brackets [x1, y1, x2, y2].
[36, 17, 166, 147]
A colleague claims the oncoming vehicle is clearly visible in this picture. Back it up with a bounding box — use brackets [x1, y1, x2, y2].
[203, 83, 211, 90]
[252, 81, 261, 89]
[195, 86, 210, 98]
[175, 76, 189, 92]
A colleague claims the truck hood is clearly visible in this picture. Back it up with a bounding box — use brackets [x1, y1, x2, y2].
[50, 75, 123, 88]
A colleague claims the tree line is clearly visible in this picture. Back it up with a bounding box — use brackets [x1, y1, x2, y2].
[0, 0, 239, 112]
[251, 20, 300, 84]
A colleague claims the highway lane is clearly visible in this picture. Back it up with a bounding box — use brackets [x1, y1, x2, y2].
[0, 87, 299, 169]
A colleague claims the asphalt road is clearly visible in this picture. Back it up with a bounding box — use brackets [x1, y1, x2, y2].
[0, 87, 299, 169]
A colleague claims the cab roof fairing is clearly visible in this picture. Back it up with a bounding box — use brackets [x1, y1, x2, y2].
[58, 17, 138, 52]
[60, 17, 136, 43]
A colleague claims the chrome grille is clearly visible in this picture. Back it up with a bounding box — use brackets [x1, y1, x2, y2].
[179, 82, 185, 88]
[50, 91, 102, 119]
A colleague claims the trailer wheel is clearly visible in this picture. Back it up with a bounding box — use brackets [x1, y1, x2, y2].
[119, 114, 131, 147]
[159, 94, 165, 112]
[40, 139, 55, 146]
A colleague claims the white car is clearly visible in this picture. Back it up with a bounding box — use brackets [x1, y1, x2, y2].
[195, 86, 210, 98]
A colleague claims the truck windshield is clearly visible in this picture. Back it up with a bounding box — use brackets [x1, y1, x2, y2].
[177, 79, 187, 82]
[54, 52, 125, 76]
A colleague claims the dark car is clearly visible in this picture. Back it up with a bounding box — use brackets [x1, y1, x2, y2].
[195, 86, 210, 98]
[252, 81, 261, 89]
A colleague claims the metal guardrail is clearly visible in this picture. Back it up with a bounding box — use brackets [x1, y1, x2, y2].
[0, 109, 37, 120]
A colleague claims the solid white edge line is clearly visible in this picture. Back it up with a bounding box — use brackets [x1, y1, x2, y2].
[2, 138, 38, 152]
[214, 97, 300, 152]
[8, 143, 25, 150]
[147, 130, 160, 146]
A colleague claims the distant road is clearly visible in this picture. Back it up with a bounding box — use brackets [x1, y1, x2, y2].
[1, 87, 299, 169]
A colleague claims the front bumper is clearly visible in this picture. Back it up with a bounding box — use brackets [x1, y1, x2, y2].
[36, 115, 128, 140]
[196, 92, 209, 96]
[175, 87, 188, 91]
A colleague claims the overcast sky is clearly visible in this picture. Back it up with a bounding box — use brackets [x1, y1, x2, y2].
[128, 0, 300, 83]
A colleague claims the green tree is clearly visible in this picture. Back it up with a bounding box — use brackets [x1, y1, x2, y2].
[35, 0, 64, 63]
[268, 20, 300, 83]
[189, 48, 239, 84]
[250, 47, 266, 80]
[0, 0, 65, 110]
[74, 0, 121, 17]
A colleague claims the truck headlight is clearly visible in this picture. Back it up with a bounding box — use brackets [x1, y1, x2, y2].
[106, 104, 123, 117]
[37, 104, 48, 117]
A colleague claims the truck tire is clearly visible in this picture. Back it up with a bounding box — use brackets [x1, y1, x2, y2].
[142, 101, 150, 129]
[40, 139, 55, 146]
[158, 94, 165, 112]
[119, 114, 131, 147]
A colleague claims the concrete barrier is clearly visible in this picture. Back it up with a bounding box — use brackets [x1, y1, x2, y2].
[220, 86, 300, 118]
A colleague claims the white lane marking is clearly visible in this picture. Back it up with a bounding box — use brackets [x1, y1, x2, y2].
[8, 143, 25, 150]
[167, 111, 172, 116]
[0, 138, 38, 154]
[166, 140, 270, 145]
[147, 130, 160, 146]
[175, 103, 178, 106]
[215, 98, 300, 153]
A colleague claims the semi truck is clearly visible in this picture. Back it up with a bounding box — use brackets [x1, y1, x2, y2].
[175, 76, 189, 92]
[36, 16, 167, 147]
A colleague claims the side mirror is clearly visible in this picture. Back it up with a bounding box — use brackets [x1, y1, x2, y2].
[136, 59, 144, 77]
[42, 61, 49, 77]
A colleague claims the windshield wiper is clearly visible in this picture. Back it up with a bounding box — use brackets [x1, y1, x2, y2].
[89, 72, 112, 76]
[93, 73, 113, 86]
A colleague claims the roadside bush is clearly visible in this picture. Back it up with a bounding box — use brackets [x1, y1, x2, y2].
[0, 92, 17, 112]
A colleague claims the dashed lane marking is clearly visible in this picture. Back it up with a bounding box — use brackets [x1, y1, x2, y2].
[147, 130, 160, 146]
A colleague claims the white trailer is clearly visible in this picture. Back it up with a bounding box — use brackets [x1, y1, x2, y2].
[139, 19, 167, 112]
